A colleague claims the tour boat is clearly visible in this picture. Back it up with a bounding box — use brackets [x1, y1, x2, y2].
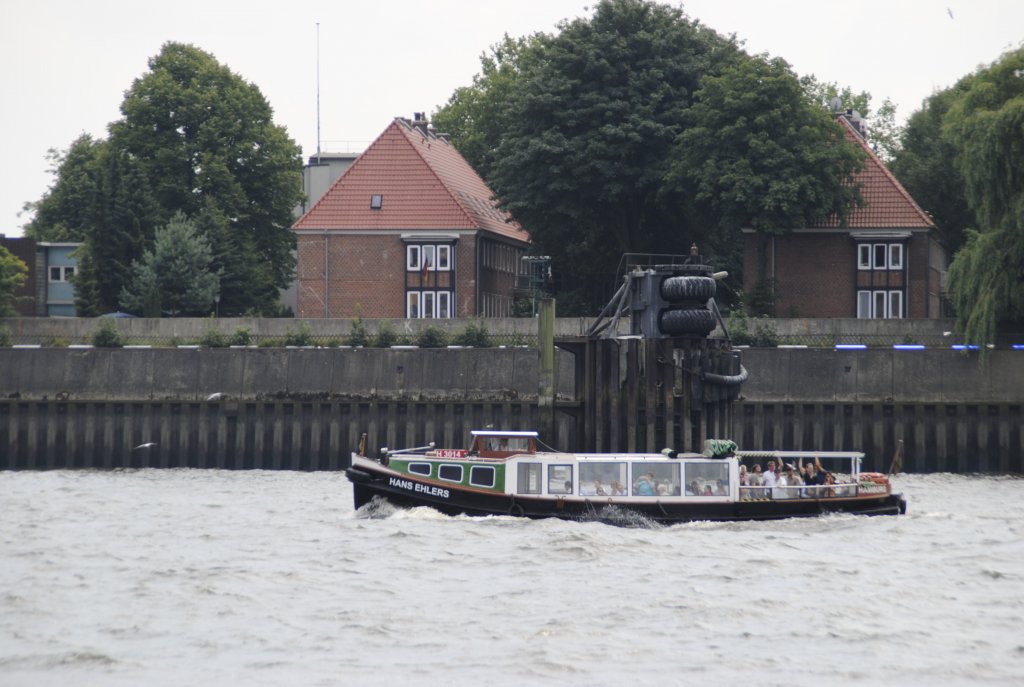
[345, 430, 907, 524]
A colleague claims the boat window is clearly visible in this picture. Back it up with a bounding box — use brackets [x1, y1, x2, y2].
[408, 462, 432, 476]
[630, 463, 681, 497]
[517, 463, 542, 494]
[684, 463, 730, 496]
[548, 465, 573, 495]
[481, 436, 531, 452]
[579, 462, 628, 496]
[470, 465, 496, 488]
[438, 464, 463, 483]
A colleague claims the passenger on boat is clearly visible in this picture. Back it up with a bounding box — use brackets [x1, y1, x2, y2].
[801, 456, 827, 497]
[763, 461, 778, 496]
[783, 465, 803, 498]
[739, 465, 748, 485]
[611, 481, 627, 496]
[749, 465, 764, 487]
[635, 473, 656, 496]
[594, 480, 608, 496]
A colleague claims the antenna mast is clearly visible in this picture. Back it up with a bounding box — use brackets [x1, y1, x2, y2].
[316, 21, 321, 163]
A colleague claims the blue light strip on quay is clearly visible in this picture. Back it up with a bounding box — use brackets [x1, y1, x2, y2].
[835, 344, 867, 350]
[893, 344, 926, 350]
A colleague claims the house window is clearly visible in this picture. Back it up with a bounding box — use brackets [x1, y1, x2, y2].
[406, 243, 453, 272]
[858, 242, 905, 271]
[858, 289, 904, 319]
[888, 244, 903, 270]
[49, 266, 74, 282]
[407, 290, 453, 319]
[858, 245, 871, 270]
[370, 194, 383, 210]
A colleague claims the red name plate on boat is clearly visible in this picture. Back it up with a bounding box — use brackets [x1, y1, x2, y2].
[435, 449, 467, 458]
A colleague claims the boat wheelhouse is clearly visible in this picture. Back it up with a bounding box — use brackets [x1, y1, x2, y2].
[346, 430, 906, 524]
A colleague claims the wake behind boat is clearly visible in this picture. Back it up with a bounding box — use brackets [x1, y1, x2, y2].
[345, 430, 907, 524]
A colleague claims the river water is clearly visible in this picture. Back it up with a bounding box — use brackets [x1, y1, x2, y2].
[1, 469, 1022, 687]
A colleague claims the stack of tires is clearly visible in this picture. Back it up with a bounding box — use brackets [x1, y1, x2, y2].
[658, 267, 717, 337]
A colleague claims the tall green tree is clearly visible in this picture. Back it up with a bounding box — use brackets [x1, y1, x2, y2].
[110, 42, 303, 306]
[672, 56, 864, 236]
[486, 0, 742, 312]
[432, 34, 543, 179]
[24, 42, 303, 316]
[120, 212, 220, 317]
[888, 84, 976, 254]
[23, 134, 105, 242]
[0, 246, 29, 317]
[942, 46, 1024, 346]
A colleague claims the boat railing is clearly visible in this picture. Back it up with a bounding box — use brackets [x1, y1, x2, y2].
[738, 480, 888, 501]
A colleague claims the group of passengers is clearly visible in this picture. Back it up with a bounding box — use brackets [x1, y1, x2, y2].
[739, 457, 835, 500]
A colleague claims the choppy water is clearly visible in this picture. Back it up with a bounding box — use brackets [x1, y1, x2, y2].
[1, 469, 1022, 687]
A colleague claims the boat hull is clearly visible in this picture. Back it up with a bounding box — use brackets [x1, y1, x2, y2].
[346, 463, 907, 524]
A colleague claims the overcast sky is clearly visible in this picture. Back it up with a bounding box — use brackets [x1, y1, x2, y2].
[3, 0, 1022, 238]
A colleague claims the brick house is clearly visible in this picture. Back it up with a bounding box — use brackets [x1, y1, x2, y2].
[742, 113, 947, 318]
[292, 115, 531, 319]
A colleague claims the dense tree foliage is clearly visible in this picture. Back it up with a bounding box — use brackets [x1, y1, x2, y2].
[888, 85, 976, 255]
[0, 245, 29, 317]
[941, 47, 1024, 346]
[431, 34, 542, 180]
[671, 56, 864, 235]
[119, 213, 220, 317]
[434, 0, 866, 314]
[24, 42, 303, 316]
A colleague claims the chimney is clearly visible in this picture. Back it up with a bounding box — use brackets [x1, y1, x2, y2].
[412, 112, 429, 136]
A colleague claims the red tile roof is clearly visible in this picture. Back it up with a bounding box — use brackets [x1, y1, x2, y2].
[294, 118, 529, 243]
[817, 117, 935, 230]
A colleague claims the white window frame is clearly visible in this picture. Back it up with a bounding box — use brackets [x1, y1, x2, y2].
[406, 245, 420, 271]
[422, 291, 436, 319]
[49, 266, 74, 282]
[407, 291, 420, 319]
[888, 290, 903, 319]
[872, 244, 888, 270]
[858, 289, 905, 319]
[857, 290, 872, 318]
[857, 244, 872, 270]
[436, 244, 451, 271]
[421, 245, 435, 272]
[437, 291, 451, 319]
[888, 244, 904, 270]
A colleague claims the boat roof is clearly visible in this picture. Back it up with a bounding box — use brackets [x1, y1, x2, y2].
[471, 430, 539, 438]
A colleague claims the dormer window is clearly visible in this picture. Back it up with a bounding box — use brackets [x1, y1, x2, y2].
[370, 194, 383, 210]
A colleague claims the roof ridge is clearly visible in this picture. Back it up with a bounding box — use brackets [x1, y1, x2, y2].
[393, 118, 480, 229]
[839, 117, 935, 228]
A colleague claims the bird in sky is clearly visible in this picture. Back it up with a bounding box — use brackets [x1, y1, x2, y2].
[947, 7, 954, 19]
[133, 442, 157, 450]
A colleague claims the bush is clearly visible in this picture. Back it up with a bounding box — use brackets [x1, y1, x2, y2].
[372, 322, 399, 348]
[0, 327, 10, 347]
[92, 319, 123, 348]
[415, 325, 448, 348]
[346, 317, 371, 347]
[229, 327, 253, 346]
[199, 328, 228, 348]
[453, 321, 490, 347]
[284, 322, 314, 346]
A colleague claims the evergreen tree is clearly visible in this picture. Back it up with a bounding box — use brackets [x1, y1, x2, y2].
[120, 212, 220, 316]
